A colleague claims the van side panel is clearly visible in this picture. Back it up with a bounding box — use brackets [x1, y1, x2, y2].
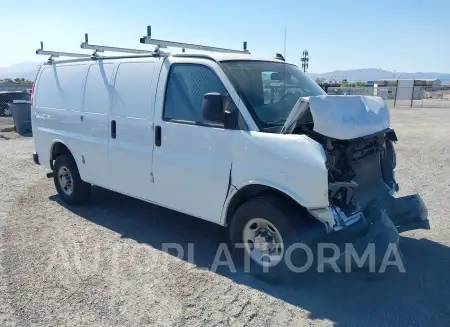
[80, 62, 115, 186]
[35, 65, 86, 111]
[33, 64, 89, 175]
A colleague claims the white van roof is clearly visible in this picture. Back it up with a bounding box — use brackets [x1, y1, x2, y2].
[38, 53, 290, 67]
[173, 52, 288, 64]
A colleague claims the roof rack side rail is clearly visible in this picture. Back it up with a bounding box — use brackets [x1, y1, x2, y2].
[81, 33, 168, 56]
[140, 25, 250, 54]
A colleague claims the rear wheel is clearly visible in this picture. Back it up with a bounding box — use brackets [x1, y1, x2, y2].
[229, 196, 308, 283]
[53, 154, 91, 205]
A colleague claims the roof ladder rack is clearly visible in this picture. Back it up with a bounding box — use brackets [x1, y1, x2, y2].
[81, 33, 164, 55]
[36, 26, 249, 63]
[36, 41, 92, 62]
[139, 25, 250, 54]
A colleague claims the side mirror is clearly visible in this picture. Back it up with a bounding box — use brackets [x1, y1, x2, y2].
[202, 92, 225, 123]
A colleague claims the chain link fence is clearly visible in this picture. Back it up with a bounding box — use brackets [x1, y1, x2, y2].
[0, 91, 31, 117]
[327, 79, 450, 108]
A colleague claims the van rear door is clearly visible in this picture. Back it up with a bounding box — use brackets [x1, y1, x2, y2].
[109, 61, 159, 199]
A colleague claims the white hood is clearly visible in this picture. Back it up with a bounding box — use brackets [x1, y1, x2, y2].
[282, 95, 391, 140]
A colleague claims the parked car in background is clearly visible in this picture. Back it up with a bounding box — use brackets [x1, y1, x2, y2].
[0, 91, 31, 116]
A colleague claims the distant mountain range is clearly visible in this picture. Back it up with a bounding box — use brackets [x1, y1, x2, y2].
[0, 62, 40, 81]
[1, 62, 450, 83]
[308, 68, 450, 82]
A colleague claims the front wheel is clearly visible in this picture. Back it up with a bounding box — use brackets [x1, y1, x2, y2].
[53, 154, 91, 205]
[229, 196, 308, 283]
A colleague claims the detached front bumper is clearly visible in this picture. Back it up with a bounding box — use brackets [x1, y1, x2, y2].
[381, 194, 429, 233]
[309, 194, 429, 270]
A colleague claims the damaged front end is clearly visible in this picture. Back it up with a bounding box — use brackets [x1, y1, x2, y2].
[283, 95, 429, 265]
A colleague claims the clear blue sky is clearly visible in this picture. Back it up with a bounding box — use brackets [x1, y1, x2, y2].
[1, 0, 449, 73]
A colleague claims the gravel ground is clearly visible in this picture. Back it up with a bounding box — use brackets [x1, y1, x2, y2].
[0, 107, 449, 327]
[0, 117, 14, 132]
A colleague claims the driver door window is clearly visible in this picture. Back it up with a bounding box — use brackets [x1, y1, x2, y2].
[164, 64, 227, 125]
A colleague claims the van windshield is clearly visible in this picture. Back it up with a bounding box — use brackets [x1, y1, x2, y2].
[220, 61, 325, 129]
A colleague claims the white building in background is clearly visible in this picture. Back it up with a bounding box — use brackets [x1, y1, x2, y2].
[414, 79, 442, 90]
[373, 79, 442, 90]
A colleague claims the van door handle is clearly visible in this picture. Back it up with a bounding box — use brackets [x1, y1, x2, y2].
[155, 125, 161, 146]
[111, 120, 116, 139]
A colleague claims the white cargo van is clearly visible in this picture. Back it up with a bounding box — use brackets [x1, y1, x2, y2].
[31, 33, 429, 279]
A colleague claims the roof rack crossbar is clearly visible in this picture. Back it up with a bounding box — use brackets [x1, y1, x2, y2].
[140, 25, 250, 54]
[81, 33, 165, 55]
[36, 49, 92, 58]
[36, 41, 92, 59]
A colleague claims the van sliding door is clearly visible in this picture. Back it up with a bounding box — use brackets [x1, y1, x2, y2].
[80, 62, 115, 187]
[109, 61, 158, 199]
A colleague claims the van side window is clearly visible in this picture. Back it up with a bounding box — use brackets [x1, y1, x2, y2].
[164, 64, 226, 124]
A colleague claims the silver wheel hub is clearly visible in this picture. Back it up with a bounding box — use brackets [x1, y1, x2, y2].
[58, 166, 73, 195]
[254, 229, 275, 252]
[243, 218, 284, 268]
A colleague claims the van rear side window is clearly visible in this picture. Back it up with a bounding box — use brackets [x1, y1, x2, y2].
[83, 63, 114, 115]
[35, 65, 87, 111]
[111, 62, 155, 118]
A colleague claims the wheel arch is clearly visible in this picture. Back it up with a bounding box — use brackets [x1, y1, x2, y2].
[221, 182, 309, 226]
[49, 140, 75, 169]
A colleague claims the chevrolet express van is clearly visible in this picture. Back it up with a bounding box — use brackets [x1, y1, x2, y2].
[31, 50, 429, 279]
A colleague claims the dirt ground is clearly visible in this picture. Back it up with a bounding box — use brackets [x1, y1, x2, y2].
[0, 107, 449, 327]
[0, 117, 13, 130]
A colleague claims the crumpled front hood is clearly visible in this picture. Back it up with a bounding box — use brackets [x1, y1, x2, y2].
[282, 95, 391, 140]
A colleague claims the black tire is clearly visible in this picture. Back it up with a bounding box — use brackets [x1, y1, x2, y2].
[229, 196, 310, 284]
[53, 154, 91, 205]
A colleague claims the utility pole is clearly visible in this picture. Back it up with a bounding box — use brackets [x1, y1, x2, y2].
[301, 49, 309, 73]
